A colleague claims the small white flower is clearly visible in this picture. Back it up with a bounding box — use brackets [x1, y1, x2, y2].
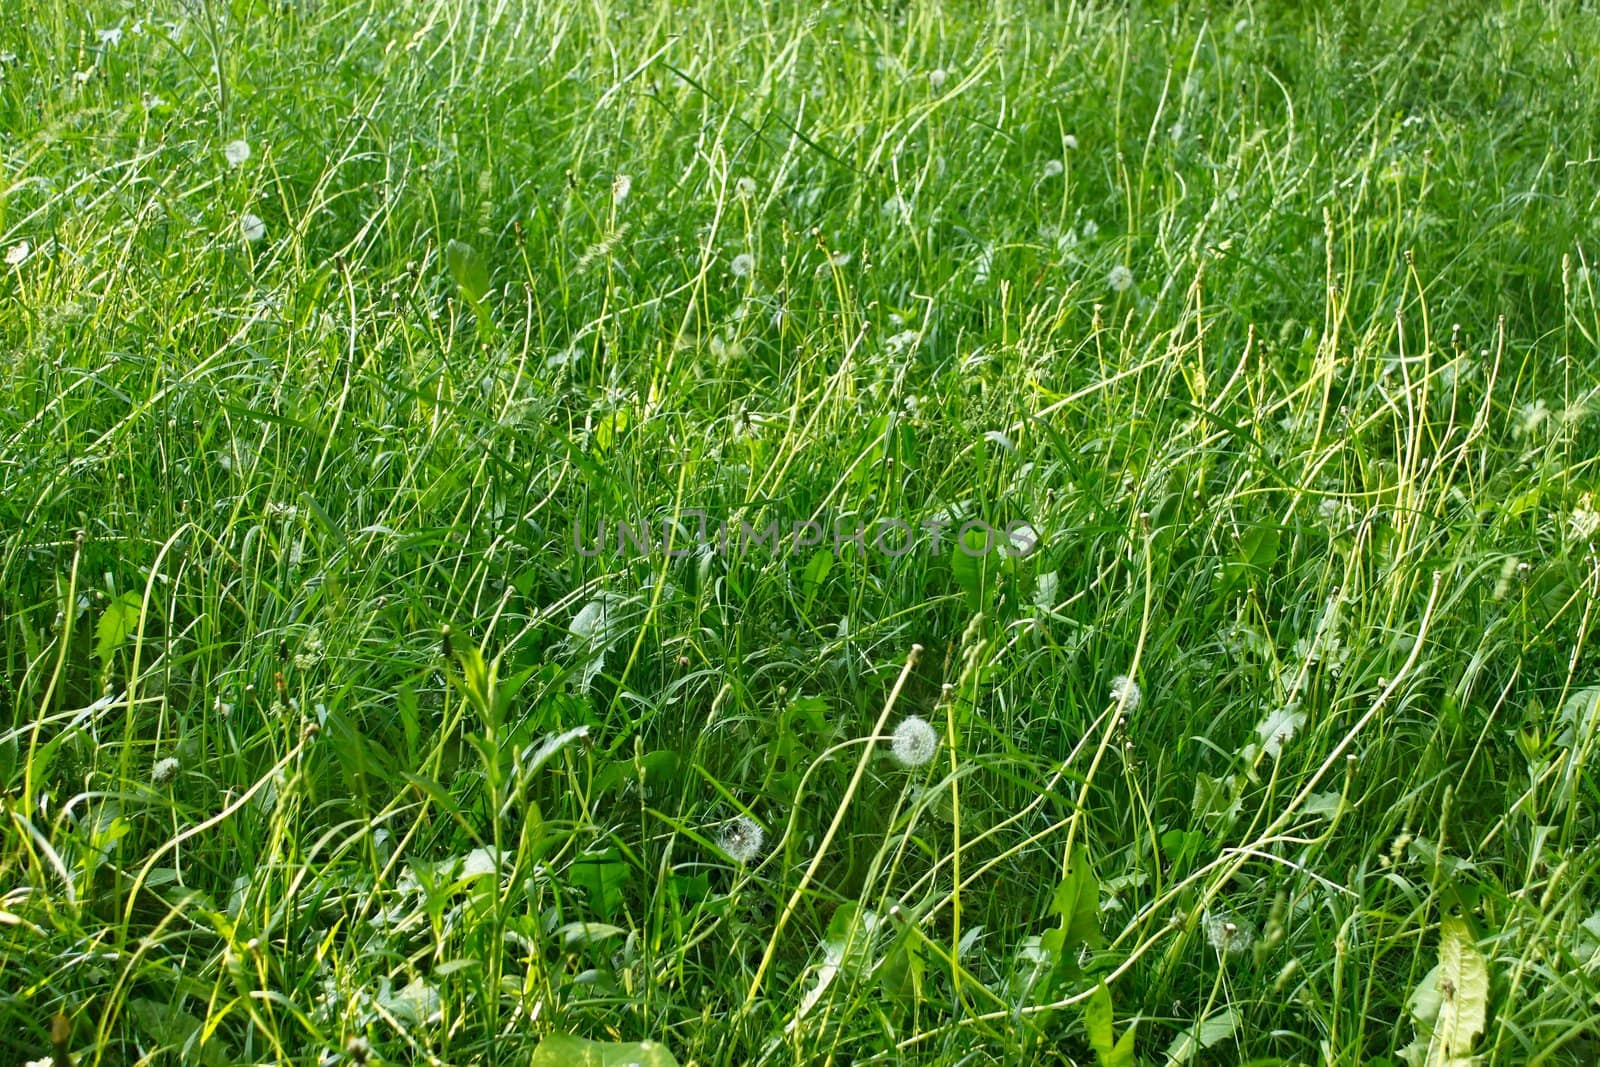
[891, 716, 939, 767]
[1109, 674, 1141, 711]
[735, 176, 757, 198]
[240, 213, 266, 243]
[1041, 159, 1064, 179]
[224, 139, 251, 166]
[928, 68, 947, 90]
[1108, 265, 1134, 292]
[1063, 134, 1079, 151]
[611, 173, 631, 204]
[730, 252, 754, 278]
[4, 241, 30, 266]
[151, 756, 180, 785]
[717, 815, 765, 864]
[98, 27, 123, 47]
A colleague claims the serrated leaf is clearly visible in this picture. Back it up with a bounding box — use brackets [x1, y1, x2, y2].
[529, 1033, 679, 1067]
[96, 590, 142, 662]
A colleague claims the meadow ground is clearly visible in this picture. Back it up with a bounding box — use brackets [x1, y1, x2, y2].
[3, 0, 1600, 1063]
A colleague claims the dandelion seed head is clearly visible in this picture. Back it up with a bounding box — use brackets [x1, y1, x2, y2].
[4, 241, 30, 266]
[891, 715, 939, 767]
[151, 756, 180, 785]
[98, 27, 123, 47]
[735, 176, 757, 198]
[1063, 134, 1079, 151]
[928, 68, 947, 90]
[1108, 264, 1134, 293]
[1203, 908, 1256, 956]
[1041, 159, 1064, 179]
[240, 213, 266, 243]
[717, 815, 765, 864]
[224, 139, 251, 167]
[1109, 674, 1141, 711]
[730, 252, 754, 278]
[611, 173, 632, 204]
[1079, 218, 1099, 240]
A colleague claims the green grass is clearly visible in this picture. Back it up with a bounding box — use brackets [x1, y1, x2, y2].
[3, 0, 1600, 1062]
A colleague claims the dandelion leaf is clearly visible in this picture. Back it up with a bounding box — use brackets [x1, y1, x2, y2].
[1043, 846, 1103, 961]
[1163, 1006, 1237, 1066]
[1083, 982, 1136, 1066]
[950, 525, 994, 612]
[529, 1033, 680, 1067]
[95, 590, 143, 662]
[444, 238, 490, 305]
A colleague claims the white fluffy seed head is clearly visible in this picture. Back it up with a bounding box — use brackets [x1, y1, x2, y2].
[891, 715, 938, 767]
[735, 176, 757, 198]
[151, 756, 180, 785]
[1109, 674, 1141, 711]
[240, 213, 266, 243]
[730, 252, 754, 278]
[224, 139, 251, 167]
[612, 173, 632, 204]
[717, 815, 765, 864]
[1108, 265, 1134, 292]
[1203, 909, 1256, 956]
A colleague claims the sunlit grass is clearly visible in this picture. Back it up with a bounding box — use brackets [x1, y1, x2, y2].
[3, 0, 1600, 1063]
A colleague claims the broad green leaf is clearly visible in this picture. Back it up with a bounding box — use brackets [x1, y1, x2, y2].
[569, 853, 631, 918]
[444, 238, 490, 305]
[127, 999, 230, 1067]
[1048, 846, 1103, 951]
[951, 525, 994, 612]
[1163, 1006, 1237, 1065]
[1239, 522, 1280, 569]
[1084, 982, 1115, 1055]
[529, 1034, 679, 1067]
[1433, 916, 1488, 1064]
[801, 548, 834, 611]
[96, 590, 143, 662]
